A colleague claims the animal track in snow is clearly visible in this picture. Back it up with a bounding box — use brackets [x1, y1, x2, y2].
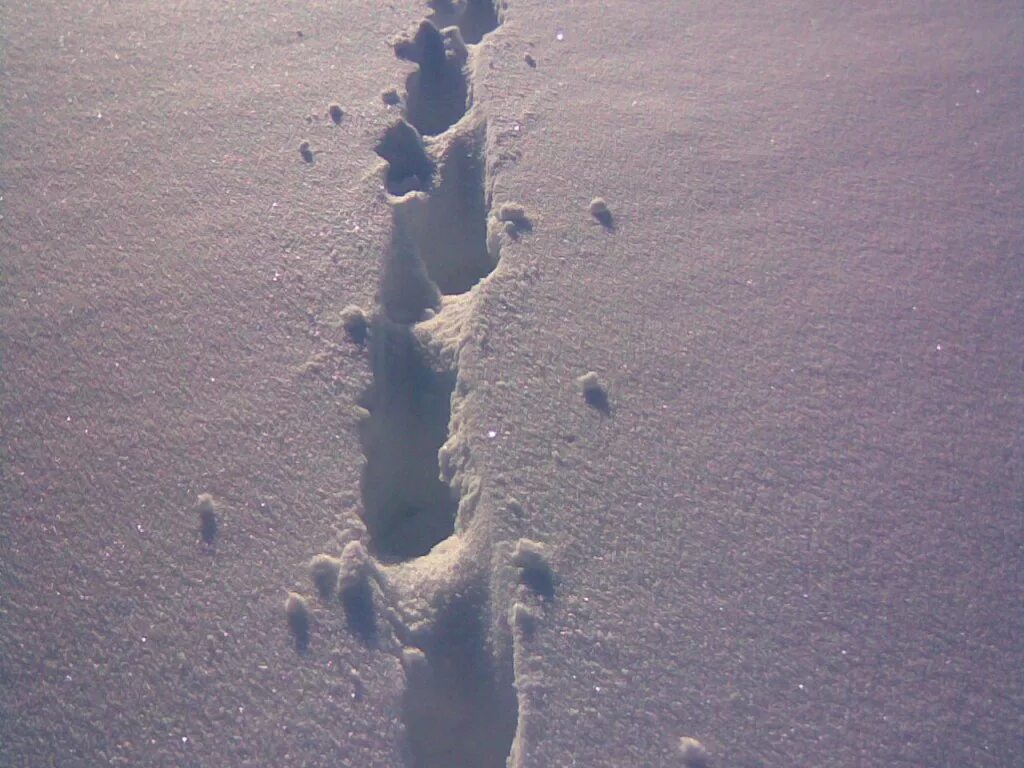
[357, 317, 457, 561]
[381, 115, 494, 303]
[394, 20, 470, 137]
[375, 120, 436, 196]
[427, 0, 499, 45]
[296, 3, 554, 766]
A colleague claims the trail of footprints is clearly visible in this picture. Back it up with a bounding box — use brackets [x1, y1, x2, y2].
[293, 3, 553, 766]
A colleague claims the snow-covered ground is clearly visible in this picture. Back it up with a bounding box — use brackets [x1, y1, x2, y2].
[2, 1, 1020, 766]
